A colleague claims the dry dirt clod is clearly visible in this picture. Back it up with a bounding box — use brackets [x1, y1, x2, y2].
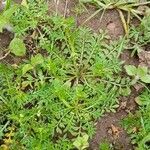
[110, 124, 120, 139]
[138, 50, 150, 68]
[133, 83, 145, 92]
[107, 22, 116, 35]
[118, 101, 127, 111]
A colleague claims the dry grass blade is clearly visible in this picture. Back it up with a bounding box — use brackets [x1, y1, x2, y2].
[81, 8, 102, 25]
[117, 9, 129, 35]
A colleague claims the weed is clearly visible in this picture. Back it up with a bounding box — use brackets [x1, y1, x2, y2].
[128, 13, 150, 56]
[99, 139, 112, 150]
[122, 90, 150, 150]
[125, 65, 150, 84]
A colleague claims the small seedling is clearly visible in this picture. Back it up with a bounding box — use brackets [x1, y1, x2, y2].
[73, 133, 89, 150]
[125, 65, 150, 84]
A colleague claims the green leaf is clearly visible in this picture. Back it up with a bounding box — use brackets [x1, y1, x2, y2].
[73, 133, 89, 150]
[31, 54, 44, 66]
[0, 16, 9, 32]
[22, 64, 34, 75]
[141, 74, 150, 83]
[4, 0, 12, 11]
[124, 65, 137, 76]
[9, 38, 26, 56]
[137, 66, 148, 78]
[3, 5, 18, 19]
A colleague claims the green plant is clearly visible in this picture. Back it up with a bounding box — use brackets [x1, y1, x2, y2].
[122, 90, 150, 150]
[99, 140, 112, 150]
[128, 13, 150, 56]
[125, 65, 150, 84]
[80, 0, 150, 34]
[73, 133, 89, 150]
[9, 37, 26, 56]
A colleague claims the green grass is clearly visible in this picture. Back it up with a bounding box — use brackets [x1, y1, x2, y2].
[122, 90, 150, 150]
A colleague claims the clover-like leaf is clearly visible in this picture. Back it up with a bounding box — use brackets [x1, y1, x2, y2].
[124, 65, 137, 76]
[137, 66, 148, 78]
[141, 74, 150, 83]
[9, 38, 26, 56]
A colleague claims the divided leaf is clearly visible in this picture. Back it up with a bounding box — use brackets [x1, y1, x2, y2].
[73, 134, 89, 150]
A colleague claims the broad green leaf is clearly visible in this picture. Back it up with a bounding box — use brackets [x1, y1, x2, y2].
[124, 65, 137, 76]
[31, 54, 44, 66]
[141, 74, 150, 83]
[22, 64, 33, 75]
[137, 66, 148, 78]
[9, 38, 26, 56]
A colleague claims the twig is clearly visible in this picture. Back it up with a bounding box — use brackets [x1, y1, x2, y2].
[0, 50, 10, 61]
[64, 0, 68, 18]
[54, 0, 59, 15]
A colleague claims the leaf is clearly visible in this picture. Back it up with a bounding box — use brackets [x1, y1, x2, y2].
[21, 81, 31, 90]
[124, 65, 137, 76]
[0, 16, 9, 32]
[141, 74, 150, 83]
[3, 5, 18, 19]
[4, 0, 12, 11]
[31, 54, 44, 66]
[21, 0, 29, 8]
[22, 64, 33, 75]
[9, 38, 26, 56]
[137, 66, 148, 78]
[73, 133, 89, 150]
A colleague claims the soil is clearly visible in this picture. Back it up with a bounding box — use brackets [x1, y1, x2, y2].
[0, 1, 142, 150]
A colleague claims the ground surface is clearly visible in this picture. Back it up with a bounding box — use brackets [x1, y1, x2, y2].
[0, 1, 143, 150]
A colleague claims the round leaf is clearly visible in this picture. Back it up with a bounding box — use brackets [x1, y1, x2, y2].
[141, 74, 150, 83]
[9, 38, 26, 56]
[124, 65, 137, 76]
[31, 54, 44, 66]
